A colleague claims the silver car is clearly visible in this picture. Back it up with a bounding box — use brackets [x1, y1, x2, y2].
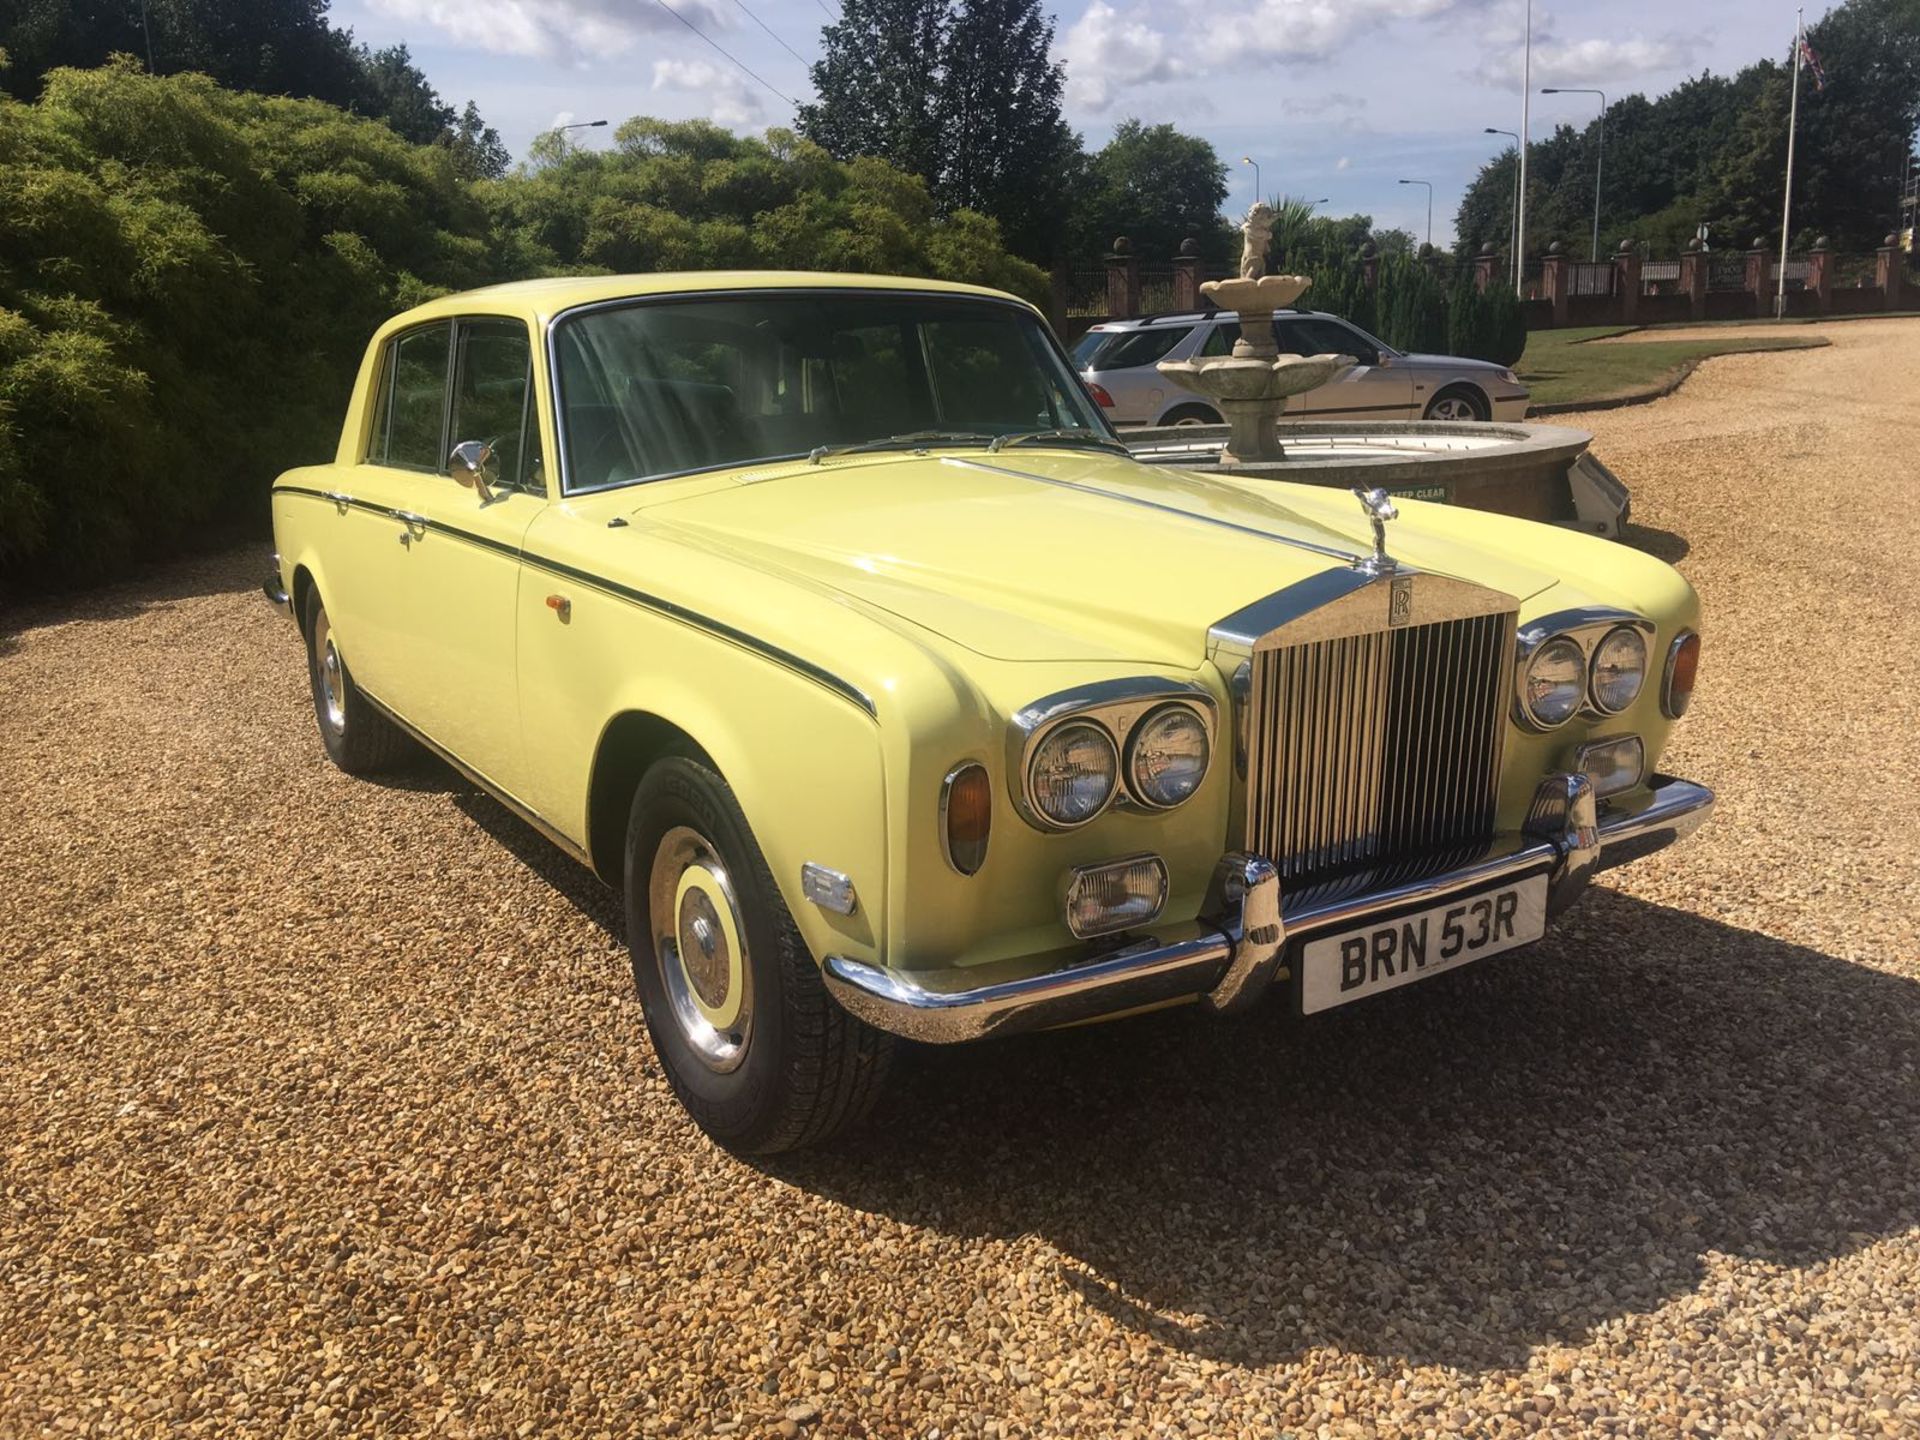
[1072, 309, 1531, 426]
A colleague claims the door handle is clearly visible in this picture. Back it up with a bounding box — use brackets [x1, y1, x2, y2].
[321, 489, 350, 510]
[393, 510, 427, 545]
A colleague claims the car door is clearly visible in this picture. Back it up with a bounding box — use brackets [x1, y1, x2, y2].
[1279, 317, 1416, 419]
[354, 315, 543, 800]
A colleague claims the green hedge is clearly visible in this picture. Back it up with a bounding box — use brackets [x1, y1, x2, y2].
[0, 70, 1046, 590]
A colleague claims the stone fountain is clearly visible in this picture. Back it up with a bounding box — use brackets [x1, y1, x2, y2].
[1153, 202, 1355, 465]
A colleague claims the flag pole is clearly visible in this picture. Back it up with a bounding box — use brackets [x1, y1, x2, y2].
[1517, 0, 1531, 297]
[1777, 7, 1804, 319]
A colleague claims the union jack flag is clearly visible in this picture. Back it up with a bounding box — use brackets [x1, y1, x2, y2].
[1798, 36, 1827, 91]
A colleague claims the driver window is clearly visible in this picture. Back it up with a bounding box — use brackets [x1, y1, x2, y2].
[452, 318, 541, 491]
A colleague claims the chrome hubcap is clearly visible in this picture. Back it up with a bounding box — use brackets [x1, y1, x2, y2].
[313, 610, 347, 735]
[649, 825, 752, 1073]
[1432, 397, 1474, 421]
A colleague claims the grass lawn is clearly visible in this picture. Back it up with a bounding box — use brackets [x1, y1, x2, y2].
[1518, 325, 1828, 409]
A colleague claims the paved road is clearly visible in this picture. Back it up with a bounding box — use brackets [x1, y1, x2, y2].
[3, 320, 1918, 1437]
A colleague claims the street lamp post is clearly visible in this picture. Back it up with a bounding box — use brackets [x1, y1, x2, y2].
[1518, 0, 1533, 297]
[1398, 179, 1433, 249]
[560, 119, 610, 133]
[1485, 127, 1521, 287]
[1541, 87, 1607, 261]
[1241, 156, 1261, 205]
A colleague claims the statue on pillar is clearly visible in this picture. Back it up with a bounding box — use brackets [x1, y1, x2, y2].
[1239, 203, 1275, 281]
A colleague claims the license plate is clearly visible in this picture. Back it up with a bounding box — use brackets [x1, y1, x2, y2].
[1299, 875, 1549, 1015]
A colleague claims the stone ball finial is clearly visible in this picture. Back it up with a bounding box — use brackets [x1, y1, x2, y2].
[1685, 236, 1703, 251]
[1478, 241, 1495, 257]
[1751, 236, 1768, 251]
[1178, 236, 1199, 258]
[1813, 235, 1830, 250]
[1111, 235, 1132, 256]
[1360, 239, 1378, 258]
[1417, 242, 1434, 258]
[1617, 237, 1634, 254]
[1886, 234, 1900, 248]
[1547, 240, 1564, 255]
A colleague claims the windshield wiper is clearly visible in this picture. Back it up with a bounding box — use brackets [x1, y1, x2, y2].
[807, 430, 995, 464]
[986, 428, 1134, 458]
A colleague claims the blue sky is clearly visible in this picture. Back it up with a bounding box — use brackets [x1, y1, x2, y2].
[332, 0, 1818, 248]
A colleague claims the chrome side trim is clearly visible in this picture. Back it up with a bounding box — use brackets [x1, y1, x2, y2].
[271, 483, 876, 718]
[822, 775, 1713, 1044]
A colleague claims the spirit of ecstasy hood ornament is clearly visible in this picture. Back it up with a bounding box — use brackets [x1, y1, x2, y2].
[1351, 486, 1399, 575]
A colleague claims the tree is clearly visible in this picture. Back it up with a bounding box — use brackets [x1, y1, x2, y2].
[936, 0, 1075, 260]
[0, 3, 511, 179]
[799, 0, 1078, 263]
[1451, 0, 1920, 256]
[1071, 119, 1228, 263]
[797, 0, 946, 198]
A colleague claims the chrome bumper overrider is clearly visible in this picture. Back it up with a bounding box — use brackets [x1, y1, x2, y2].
[823, 772, 1713, 1044]
[263, 553, 291, 616]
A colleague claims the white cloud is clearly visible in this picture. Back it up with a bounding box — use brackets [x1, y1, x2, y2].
[1336, 155, 1351, 170]
[1063, 0, 1480, 112]
[652, 58, 765, 129]
[368, 0, 732, 61]
[1471, 1, 1699, 86]
[1062, 1, 1198, 111]
[1478, 32, 1698, 86]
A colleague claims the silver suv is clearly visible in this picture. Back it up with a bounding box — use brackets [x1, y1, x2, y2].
[1072, 309, 1530, 427]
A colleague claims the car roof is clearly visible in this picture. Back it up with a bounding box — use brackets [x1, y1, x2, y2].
[378, 271, 1029, 331]
[1092, 309, 1337, 330]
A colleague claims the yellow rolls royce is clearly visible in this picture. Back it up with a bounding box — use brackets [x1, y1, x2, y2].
[266, 272, 1712, 1153]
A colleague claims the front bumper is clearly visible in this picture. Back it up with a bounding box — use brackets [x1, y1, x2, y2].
[823, 772, 1712, 1044]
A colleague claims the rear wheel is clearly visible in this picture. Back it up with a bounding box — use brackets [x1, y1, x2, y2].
[625, 756, 893, 1153]
[1424, 385, 1490, 422]
[302, 593, 414, 775]
[1161, 403, 1221, 427]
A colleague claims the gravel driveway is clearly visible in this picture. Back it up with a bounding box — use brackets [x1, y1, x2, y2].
[4, 319, 1918, 1439]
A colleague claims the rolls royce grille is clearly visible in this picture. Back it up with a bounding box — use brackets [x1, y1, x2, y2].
[1242, 610, 1516, 893]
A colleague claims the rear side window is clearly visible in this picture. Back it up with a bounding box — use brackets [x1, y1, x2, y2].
[1082, 325, 1193, 372]
[368, 323, 452, 470]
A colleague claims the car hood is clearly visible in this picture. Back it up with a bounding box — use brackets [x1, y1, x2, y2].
[630, 450, 1563, 665]
[1401, 353, 1510, 376]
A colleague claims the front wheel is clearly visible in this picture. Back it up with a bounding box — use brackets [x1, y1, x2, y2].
[625, 756, 894, 1153]
[1161, 403, 1221, 428]
[1424, 386, 1490, 422]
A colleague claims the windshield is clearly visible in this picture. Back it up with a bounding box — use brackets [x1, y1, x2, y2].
[553, 292, 1111, 491]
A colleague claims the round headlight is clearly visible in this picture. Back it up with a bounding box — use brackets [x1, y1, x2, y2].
[1126, 704, 1211, 809]
[1028, 721, 1118, 826]
[1523, 635, 1587, 727]
[1590, 625, 1648, 714]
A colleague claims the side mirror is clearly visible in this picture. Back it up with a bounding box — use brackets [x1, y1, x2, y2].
[449, 439, 500, 503]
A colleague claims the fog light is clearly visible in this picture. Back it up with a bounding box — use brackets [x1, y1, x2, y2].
[1574, 735, 1645, 799]
[1063, 854, 1168, 939]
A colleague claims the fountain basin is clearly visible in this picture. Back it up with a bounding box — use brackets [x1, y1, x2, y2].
[1121, 419, 1631, 538]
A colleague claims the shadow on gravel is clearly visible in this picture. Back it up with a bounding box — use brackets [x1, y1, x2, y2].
[1621, 522, 1690, 564]
[0, 550, 255, 645]
[775, 889, 1920, 1374]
